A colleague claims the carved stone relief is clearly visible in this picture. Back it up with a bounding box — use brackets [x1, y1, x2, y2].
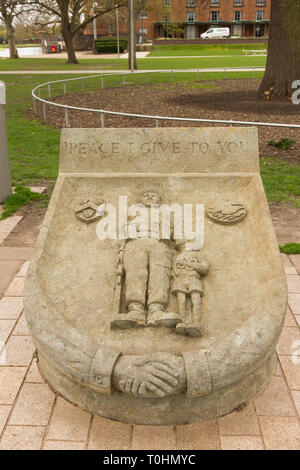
[206, 202, 247, 225]
[75, 197, 105, 223]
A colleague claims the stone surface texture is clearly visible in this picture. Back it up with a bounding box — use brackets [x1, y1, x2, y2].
[23, 128, 287, 425]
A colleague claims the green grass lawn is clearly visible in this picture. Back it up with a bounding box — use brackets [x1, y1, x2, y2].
[148, 43, 268, 57]
[1, 72, 299, 215]
[0, 55, 266, 71]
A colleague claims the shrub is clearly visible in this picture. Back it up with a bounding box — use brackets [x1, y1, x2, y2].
[267, 138, 296, 150]
[279, 243, 300, 255]
[94, 37, 128, 54]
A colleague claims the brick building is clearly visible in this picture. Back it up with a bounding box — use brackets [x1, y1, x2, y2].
[85, 0, 271, 42]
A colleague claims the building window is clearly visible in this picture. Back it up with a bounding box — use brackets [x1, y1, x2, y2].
[210, 11, 220, 22]
[256, 0, 266, 6]
[162, 15, 169, 22]
[210, 0, 220, 6]
[234, 0, 243, 5]
[234, 10, 243, 21]
[186, 0, 196, 6]
[256, 10, 265, 20]
[108, 24, 114, 34]
[163, 0, 172, 4]
[187, 11, 196, 22]
[140, 12, 147, 19]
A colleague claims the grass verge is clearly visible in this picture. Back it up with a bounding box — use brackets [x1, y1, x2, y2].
[0, 186, 50, 220]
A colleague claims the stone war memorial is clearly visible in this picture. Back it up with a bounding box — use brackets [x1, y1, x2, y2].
[24, 127, 287, 425]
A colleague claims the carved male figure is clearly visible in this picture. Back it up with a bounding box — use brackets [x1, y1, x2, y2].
[172, 250, 209, 337]
[113, 190, 181, 329]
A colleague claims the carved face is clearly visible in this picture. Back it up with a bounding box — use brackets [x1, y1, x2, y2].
[138, 191, 162, 207]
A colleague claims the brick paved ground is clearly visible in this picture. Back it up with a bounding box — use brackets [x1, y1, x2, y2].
[0, 210, 299, 450]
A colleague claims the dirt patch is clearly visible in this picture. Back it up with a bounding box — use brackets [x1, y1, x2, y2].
[30, 79, 300, 164]
[2, 202, 46, 247]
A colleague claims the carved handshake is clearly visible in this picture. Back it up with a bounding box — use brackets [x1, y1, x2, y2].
[112, 353, 186, 398]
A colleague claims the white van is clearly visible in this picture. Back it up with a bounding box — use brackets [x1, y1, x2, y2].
[201, 27, 230, 39]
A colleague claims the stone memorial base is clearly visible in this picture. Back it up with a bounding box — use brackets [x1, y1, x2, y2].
[24, 128, 287, 425]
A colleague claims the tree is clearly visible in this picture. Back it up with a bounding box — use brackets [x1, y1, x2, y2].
[0, 0, 20, 58]
[259, 0, 300, 99]
[27, 0, 127, 64]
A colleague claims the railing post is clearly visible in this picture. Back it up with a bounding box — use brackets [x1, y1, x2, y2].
[224, 67, 227, 79]
[101, 76, 104, 89]
[146, 72, 149, 83]
[123, 74, 125, 85]
[253, 67, 255, 78]
[63, 82, 66, 94]
[101, 111, 105, 128]
[42, 102, 46, 121]
[156, 116, 159, 128]
[65, 108, 69, 127]
[171, 70, 173, 82]
[33, 97, 37, 114]
[197, 69, 199, 81]
[81, 80, 85, 92]
[48, 84, 51, 98]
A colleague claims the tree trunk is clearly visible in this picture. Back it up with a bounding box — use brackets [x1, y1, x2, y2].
[258, 0, 300, 98]
[128, 3, 137, 70]
[60, 18, 78, 64]
[6, 23, 18, 59]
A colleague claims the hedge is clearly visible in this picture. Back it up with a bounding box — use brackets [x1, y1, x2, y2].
[94, 37, 128, 53]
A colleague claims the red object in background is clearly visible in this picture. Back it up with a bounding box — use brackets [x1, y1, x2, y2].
[51, 45, 57, 52]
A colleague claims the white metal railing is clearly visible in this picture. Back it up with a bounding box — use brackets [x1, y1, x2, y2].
[31, 69, 300, 129]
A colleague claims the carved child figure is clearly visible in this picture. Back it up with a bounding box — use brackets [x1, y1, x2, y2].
[172, 251, 209, 337]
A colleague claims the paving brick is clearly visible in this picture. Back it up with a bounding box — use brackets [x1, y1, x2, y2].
[276, 327, 300, 356]
[0, 247, 34, 261]
[220, 436, 264, 450]
[4, 277, 25, 297]
[47, 396, 91, 441]
[285, 267, 297, 275]
[287, 275, 300, 294]
[255, 376, 296, 417]
[0, 216, 22, 234]
[259, 416, 300, 450]
[5, 336, 35, 366]
[291, 391, 300, 417]
[275, 358, 283, 376]
[218, 403, 260, 436]
[9, 383, 55, 426]
[284, 307, 297, 327]
[295, 316, 300, 328]
[13, 314, 30, 335]
[43, 440, 86, 450]
[88, 415, 131, 450]
[16, 261, 30, 277]
[0, 319, 16, 343]
[29, 187, 46, 194]
[132, 425, 175, 450]
[25, 359, 44, 383]
[0, 298, 23, 319]
[176, 420, 220, 450]
[289, 255, 300, 275]
[279, 356, 300, 390]
[289, 294, 300, 315]
[0, 425, 45, 450]
[0, 261, 22, 295]
[0, 367, 27, 404]
[0, 405, 10, 434]
[281, 254, 292, 267]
